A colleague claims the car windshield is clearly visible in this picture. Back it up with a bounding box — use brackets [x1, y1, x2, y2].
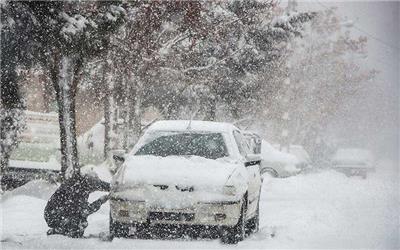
[135, 132, 228, 159]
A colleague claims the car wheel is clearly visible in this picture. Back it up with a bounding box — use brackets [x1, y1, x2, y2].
[109, 213, 128, 238]
[245, 198, 260, 235]
[263, 168, 278, 178]
[221, 198, 246, 244]
[270, 169, 279, 178]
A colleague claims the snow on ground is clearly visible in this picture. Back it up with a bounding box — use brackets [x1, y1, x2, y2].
[1, 161, 398, 249]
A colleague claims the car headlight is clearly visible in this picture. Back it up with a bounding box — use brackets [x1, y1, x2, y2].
[223, 185, 237, 196]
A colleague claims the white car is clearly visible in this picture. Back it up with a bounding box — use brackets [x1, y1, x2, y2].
[273, 144, 312, 170]
[110, 120, 263, 244]
[331, 148, 374, 179]
[261, 141, 302, 177]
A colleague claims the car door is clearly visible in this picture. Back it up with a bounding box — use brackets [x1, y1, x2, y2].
[233, 130, 261, 217]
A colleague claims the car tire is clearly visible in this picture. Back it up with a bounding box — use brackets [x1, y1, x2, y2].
[246, 198, 260, 235]
[221, 198, 246, 244]
[263, 168, 278, 178]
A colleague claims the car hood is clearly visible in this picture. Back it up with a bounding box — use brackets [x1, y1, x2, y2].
[111, 155, 247, 207]
[113, 155, 241, 192]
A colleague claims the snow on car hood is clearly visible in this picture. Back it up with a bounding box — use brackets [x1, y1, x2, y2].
[114, 155, 241, 190]
[112, 155, 246, 207]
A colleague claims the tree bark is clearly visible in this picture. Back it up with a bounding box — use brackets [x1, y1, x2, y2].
[132, 83, 142, 143]
[103, 92, 111, 160]
[103, 61, 113, 160]
[204, 96, 216, 121]
[122, 74, 131, 151]
[52, 55, 82, 179]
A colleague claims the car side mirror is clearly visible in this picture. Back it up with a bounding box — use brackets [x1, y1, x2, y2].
[245, 154, 261, 167]
[113, 154, 125, 163]
[255, 141, 261, 154]
[110, 149, 126, 174]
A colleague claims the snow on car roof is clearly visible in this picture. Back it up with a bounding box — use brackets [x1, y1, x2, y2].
[147, 120, 239, 133]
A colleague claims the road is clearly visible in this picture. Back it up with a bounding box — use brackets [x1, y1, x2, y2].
[1, 161, 398, 249]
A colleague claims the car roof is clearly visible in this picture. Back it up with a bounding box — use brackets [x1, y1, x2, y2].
[333, 148, 373, 161]
[147, 120, 239, 134]
[243, 131, 260, 137]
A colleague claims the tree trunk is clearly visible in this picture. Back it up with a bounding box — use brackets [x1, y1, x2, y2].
[42, 74, 53, 113]
[132, 82, 143, 144]
[122, 74, 132, 151]
[166, 101, 179, 120]
[204, 96, 216, 121]
[52, 55, 81, 179]
[103, 60, 114, 160]
[103, 90, 111, 160]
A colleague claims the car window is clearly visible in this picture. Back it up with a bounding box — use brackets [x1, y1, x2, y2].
[244, 135, 261, 154]
[135, 132, 229, 159]
[233, 130, 250, 157]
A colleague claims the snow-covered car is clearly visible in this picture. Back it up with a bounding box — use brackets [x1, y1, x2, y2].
[110, 120, 263, 244]
[331, 148, 374, 179]
[274, 144, 312, 170]
[260, 141, 302, 178]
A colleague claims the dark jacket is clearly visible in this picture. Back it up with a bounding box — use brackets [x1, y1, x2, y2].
[44, 174, 110, 236]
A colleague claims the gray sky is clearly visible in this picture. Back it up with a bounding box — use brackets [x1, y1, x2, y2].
[293, 1, 399, 160]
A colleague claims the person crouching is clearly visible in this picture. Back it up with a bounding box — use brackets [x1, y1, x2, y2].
[44, 167, 110, 238]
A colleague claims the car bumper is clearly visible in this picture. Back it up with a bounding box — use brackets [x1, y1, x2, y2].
[333, 167, 371, 175]
[110, 198, 242, 227]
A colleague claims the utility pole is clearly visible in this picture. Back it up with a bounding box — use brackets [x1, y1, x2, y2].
[279, 75, 292, 153]
[278, 0, 298, 153]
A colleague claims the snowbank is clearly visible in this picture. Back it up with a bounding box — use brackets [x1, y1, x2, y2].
[258, 163, 399, 249]
[1, 160, 398, 249]
[2, 179, 57, 202]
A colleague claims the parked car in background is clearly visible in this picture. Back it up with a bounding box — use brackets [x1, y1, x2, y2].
[331, 148, 374, 179]
[260, 141, 301, 178]
[273, 144, 312, 171]
[110, 120, 262, 244]
[2, 111, 61, 190]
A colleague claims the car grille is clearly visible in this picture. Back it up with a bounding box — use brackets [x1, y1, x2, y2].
[149, 212, 195, 222]
[153, 184, 194, 192]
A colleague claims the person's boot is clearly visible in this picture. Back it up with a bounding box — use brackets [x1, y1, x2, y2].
[67, 229, 84, 238]
[47, 228, 56, 235]
[47, 228, 64, 236]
